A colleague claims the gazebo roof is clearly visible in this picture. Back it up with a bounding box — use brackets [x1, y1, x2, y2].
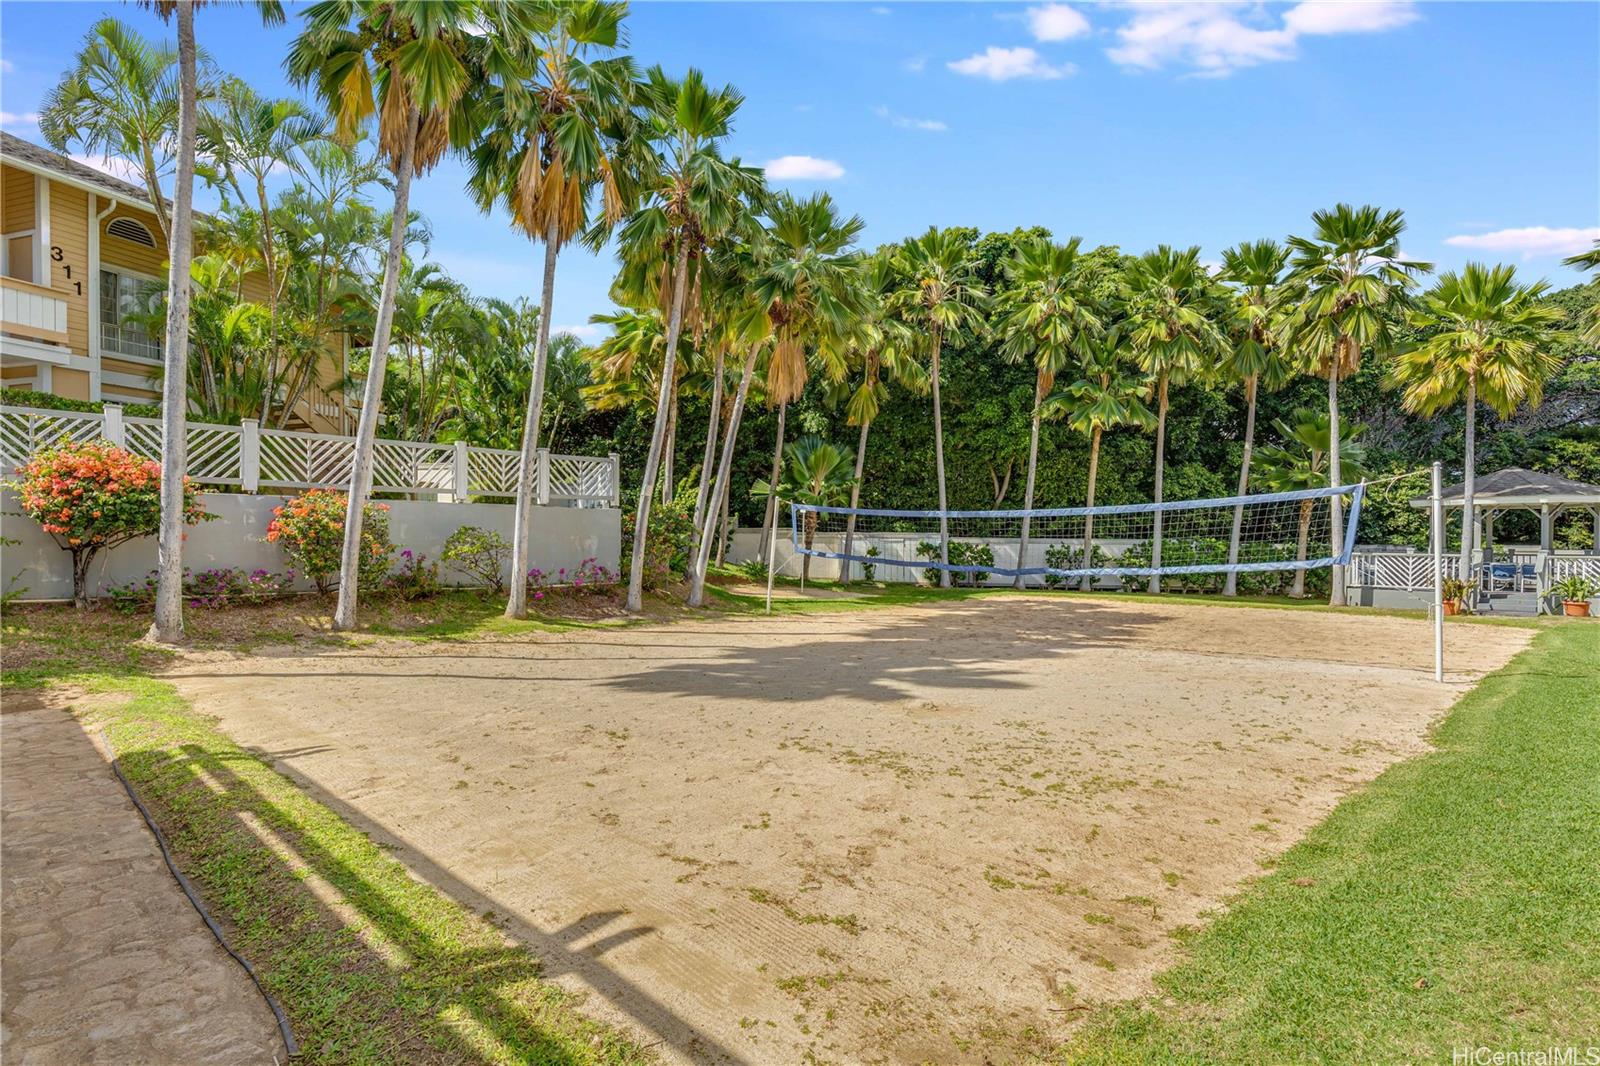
[1410, 467, 1600, 509]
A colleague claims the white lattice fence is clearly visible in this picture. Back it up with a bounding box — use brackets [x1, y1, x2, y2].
[0, 407, 105, 469]
[1, 403, 616, 505]
[1550, 556, 1600, 583]
[1351, 551, 1461, 590]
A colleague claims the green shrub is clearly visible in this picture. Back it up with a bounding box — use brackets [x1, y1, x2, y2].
[388, 550, 442, 601]
[0, 386, 161, 419]
[1043, 542, 1111, 589]
[621, 499, 695, 590]
[267, 489, 393, 594]
[916, 539, 994, 587]
[440, 525, 510, 592]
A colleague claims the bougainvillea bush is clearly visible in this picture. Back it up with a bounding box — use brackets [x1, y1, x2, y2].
[108, 567, 295, 613]
[266, 488, 392, 594]
[11, 440, 206, 607]
[620, 499, 694, 591]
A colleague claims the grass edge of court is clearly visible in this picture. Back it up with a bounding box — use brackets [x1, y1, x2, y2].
[1057, 621, 1600, 1064]
[2, 653, 656, 1065]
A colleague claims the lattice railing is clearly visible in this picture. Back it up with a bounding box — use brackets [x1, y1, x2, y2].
[0, 403, 617, 506]
[1350, 551, 1461, 591]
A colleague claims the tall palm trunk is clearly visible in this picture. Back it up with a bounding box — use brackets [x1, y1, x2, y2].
[1291, 497, 1313, 598]
[685, 346, 724, 590]
[802, 512, 816, 582]
[1148, 373, 1168, 594]
[758, 401, 787, 566]
[148, 0, 197, 644]
[333, 111, 417, 632]
[716, 478, 732, 566]
[1014, 375, 1044, 591]
[1458, 375, 1478, 583]
[688, 345, 759, 607]
[1223, 375, 1259, 597]
[626, 240, 691, 613]
[660, 378, 679, 506]
[1078, 425, 1102, 593]
[505, 217, 561, 619]
[257, 177, 282, 423]
[840, 418, 871, 583]
[1327, 363, 1344, 607]
[931, 326, 950, 588]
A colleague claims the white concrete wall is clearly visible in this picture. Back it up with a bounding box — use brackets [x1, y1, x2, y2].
[1, 490, 619, 601]
[723, 528, 1131, 589]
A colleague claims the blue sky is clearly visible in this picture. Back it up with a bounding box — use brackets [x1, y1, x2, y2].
[3, 1, 1596, 340]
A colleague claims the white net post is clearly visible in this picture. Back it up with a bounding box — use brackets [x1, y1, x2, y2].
[764, 499, 780, 615]
[1432, 460, 1444, 683]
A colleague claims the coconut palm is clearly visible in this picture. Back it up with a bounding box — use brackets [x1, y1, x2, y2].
[1217, 239, 1300, 596]
[1286, 204, 1430, 605]
[465, 0, 637, 618]
[1045, 326, 1155, 590]
[200, 78, 327, 416]
[835, 250, 924, 582]
[288, 0, 481, 631]
[888, 227, 989, 587]
[751, 435, 858, 583]
[996, 236, 1101, 588]
[1253, 409, 1368, 598]
[1124, 245, 1228, 593]
[1393, 263, 1563, 578]
[610, 66, 761, 613]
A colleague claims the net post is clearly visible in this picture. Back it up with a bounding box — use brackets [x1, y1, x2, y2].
[764, 500, 780, 615]
[1432, 461, 1444, 683]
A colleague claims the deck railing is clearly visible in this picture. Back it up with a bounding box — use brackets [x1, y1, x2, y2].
[0, 403, 619, 507]
[1350, 548, 1600, 614]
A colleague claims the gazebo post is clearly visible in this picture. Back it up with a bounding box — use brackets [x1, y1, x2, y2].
[1540, 505, 1554, 552]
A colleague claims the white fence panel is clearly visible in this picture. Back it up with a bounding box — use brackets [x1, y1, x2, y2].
[1, 403, 614, 505]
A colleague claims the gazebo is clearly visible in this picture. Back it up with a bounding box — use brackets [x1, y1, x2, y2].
[1410, 466, 1600, 555]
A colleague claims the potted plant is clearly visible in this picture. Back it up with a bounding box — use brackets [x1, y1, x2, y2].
[1441, 577, 1469, 616]
[1553, 575, 1595, 618]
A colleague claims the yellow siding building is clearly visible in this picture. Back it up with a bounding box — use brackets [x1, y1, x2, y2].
[1, 132, 351, 433]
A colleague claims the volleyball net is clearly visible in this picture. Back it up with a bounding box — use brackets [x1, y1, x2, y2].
[787, 484, 1366, 581]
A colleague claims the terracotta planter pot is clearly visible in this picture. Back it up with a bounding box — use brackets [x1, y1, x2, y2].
[1442, 600, 1460, 616]
[1563, 600, 1591, 618]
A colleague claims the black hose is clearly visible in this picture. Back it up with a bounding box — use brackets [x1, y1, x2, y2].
[101, 730, 300, 1060]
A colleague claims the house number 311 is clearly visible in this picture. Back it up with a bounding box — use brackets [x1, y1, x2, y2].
[50, 246, 83, 295]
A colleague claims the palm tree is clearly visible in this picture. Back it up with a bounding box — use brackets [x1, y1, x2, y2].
[1045, 326, 1155, 590]
[1253, 408, 1368, 598]
[1287, 204, 1430, 605]
[1561, 241, 1600, 344]
[39, 18, 187, 243]
[201, 78, 327, 418]
[288, 0, 480, 631]
[996, 236, 1101, 588]
[611, 66, 760, 613]
[888, 227, 989, 587]
[541, 333, 593, 454]
[746, 192, 864, 576]
[466, 0, 637, 619]
[1217, 239, 1300, 596]
[1124, 245, 1227, 593]
[751, 435, 858, 583]
[1393, 263, 1563, 578]
[836, 250, 924, 582]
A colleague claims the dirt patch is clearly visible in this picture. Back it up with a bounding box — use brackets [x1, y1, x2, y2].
[161, 596, 1530, 1064]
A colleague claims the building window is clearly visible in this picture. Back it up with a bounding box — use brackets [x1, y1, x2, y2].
[100, 268, 162, 361]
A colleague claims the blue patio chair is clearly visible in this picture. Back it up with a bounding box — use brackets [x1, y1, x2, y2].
[1487, 563, 1517, 592]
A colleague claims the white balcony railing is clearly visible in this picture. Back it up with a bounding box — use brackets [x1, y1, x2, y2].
[1, 277, 70, 347]
[0, 403, 619, 507]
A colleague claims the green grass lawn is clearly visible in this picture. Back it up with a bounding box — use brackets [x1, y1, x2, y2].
[1061, 622, 1600, 1064]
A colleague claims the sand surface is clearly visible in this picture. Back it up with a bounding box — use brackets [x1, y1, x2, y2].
[165, 597, 1530, 1064]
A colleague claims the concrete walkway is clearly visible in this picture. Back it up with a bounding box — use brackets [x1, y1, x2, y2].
[1, 695, 282, 1065]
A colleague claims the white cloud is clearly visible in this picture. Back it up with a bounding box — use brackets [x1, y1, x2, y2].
[0, 110, 40, 129]
[1106, 0, 1418, 76]
[555, 323, 605, 342]
[904, 55, 928, 73]
[763, 155, 846, 181]
[873, 105, 947, 132]
[870, 5, 892, 14]
[1283, 0, 1419, 36]
[948, 46, 1074, 81]
[1444, 226, 1600, 260]
[1027, 3, 1091, 42]
[0, 59, 14, 75]
[69, 153, 146, 184]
